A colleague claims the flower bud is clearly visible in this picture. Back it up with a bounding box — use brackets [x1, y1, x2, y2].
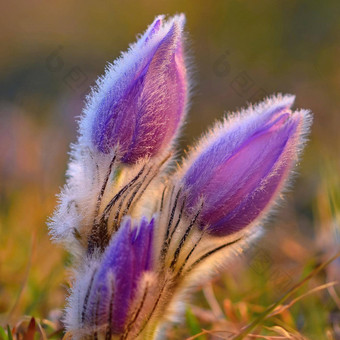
[180, 95, 312, 236]
[81, 14, 189, 164]
[67, 217, 154, 337]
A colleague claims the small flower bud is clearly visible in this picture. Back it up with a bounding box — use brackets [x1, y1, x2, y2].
[66, 217, 154, 337]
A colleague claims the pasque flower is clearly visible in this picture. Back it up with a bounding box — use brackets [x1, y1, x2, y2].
[179, 95, 312, 236]
[81, 14, 188, 163]
[66, 217, 155, 338]
[49, 14, 312, 340]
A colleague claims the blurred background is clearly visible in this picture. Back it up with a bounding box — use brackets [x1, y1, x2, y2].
[0, 1, 339, 339]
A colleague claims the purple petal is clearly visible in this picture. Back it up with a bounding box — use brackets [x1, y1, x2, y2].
[132, 217, 155, 272]
[122, 23, 187, 163]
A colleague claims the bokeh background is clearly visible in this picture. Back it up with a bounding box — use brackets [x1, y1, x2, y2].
[0, 1, 339, 339]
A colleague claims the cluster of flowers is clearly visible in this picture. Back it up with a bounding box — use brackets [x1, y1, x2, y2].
[49, 14, 312, 339]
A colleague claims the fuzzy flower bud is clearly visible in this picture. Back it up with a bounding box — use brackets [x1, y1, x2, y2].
[180, 95, 312, 236]
[66, 217, 154, 338]
[49, 15, 189, 249]
[80, 14, 188, 163]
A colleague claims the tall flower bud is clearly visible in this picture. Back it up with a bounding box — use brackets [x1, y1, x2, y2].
[49, 15, 189, 249]
[179, 95, 312, 236]
[80, 14, 189, 163]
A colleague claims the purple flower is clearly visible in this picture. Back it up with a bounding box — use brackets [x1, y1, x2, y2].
[82, 217, 154, 335]
[180, 95, 312, 236]
[53, 13, 314, 339]
[81, 15, 189, 164]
